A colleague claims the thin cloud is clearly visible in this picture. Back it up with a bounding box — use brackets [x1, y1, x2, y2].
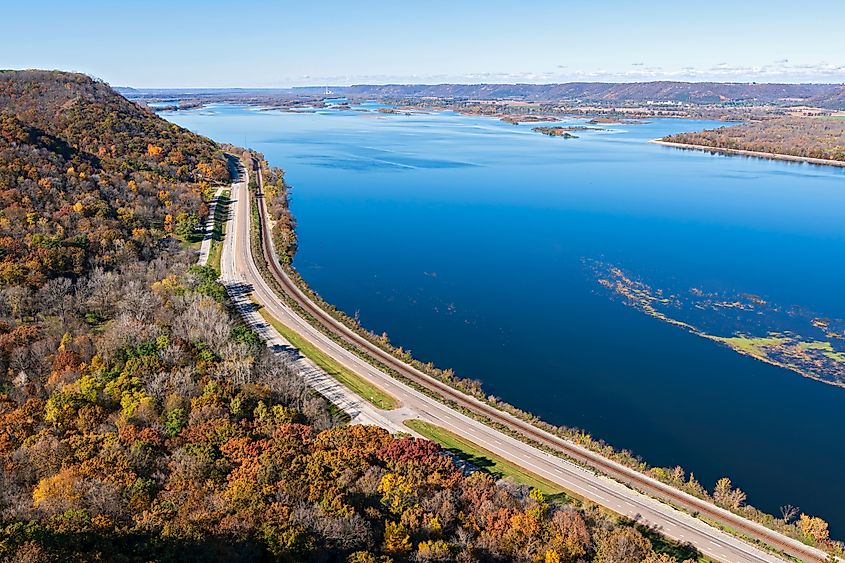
[271, 61, 845, 87]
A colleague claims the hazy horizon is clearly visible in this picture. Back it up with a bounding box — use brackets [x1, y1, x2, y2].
[109, 79, 845, 91]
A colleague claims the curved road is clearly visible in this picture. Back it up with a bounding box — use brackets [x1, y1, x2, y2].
[222, 162, 829, 563]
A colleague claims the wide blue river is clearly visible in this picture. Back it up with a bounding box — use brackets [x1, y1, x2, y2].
[167, 103, 845, 533]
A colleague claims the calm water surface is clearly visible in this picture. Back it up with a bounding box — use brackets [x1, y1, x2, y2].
[167, 104, 845, 533]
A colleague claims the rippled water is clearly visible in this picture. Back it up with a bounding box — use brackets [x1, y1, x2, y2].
[167, 103, 845, 533]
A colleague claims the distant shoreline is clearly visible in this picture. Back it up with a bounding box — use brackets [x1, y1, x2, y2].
[650, 139, 845, 168]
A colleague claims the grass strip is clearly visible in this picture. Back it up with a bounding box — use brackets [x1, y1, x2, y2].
[405, 419, 573, 501]
[244, 162, 822, 562]
[405, 419, 709, 561]
[253, 301, 398, 410]
[208, 189, 230, 272]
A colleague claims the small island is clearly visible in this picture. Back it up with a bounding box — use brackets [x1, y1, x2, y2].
[376, 107, 413, 115]
[532, 126, 579, 138]
[501, 115, 559, 124]
[587, 117, 647, 125]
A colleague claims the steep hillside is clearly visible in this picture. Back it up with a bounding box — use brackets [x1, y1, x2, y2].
[0, 70, 229, 285]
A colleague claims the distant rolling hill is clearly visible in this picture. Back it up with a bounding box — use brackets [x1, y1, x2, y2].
[338, 82, 845, 107]
[120, 81, 845, 108]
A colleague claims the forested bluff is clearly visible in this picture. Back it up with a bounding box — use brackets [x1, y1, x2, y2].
[0, 70, 707, 562]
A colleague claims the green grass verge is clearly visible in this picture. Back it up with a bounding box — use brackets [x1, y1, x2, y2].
[253, 301, 398, 410]
[405, 419, 708, 561]
[177, 189, 230, 253]
[405, 419, 572, 502]
[176, 231, 203, 251]
[207, 190, 230, 272]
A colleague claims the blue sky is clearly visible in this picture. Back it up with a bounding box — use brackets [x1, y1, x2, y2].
[3, 0, 844, 87]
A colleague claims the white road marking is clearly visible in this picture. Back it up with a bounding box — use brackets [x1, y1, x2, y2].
[220, 166, 820, 563]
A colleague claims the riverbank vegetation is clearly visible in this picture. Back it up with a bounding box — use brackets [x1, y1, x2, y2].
[253, 148, 843, 555]
[501, 115, 558, 124]
[258, 156, 298, 264]
[586, 118, 646, 125]
[662, 117, 845, 162]
[270, 244, 842, 557]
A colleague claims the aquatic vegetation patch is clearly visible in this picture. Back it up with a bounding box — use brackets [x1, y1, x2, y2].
[711, 335, 790, 359]
[588, 259, 845, 387]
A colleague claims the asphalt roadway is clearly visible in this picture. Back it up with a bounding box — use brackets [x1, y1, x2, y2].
[220, 163, 829, 563]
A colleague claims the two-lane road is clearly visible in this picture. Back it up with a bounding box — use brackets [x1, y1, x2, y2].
[221, 162, 828, 563]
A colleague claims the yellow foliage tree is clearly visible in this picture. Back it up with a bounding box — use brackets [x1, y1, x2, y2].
[196, 162, 215, 179]
[383, 521, 411, 556]
[347, 552, 388, 563]
[417, 539, 450, 560]
[799, 513, 830, 543]
[644, 554, 685, 563]
[379, 472, 415, 514]
[32, 468, 81, 510]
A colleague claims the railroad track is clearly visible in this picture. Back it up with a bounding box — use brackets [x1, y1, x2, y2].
[248, 161, 829, 563]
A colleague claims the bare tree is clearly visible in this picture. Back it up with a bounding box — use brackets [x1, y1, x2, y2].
[292, 504, 371, 552]
[35, 277, 73, 322]
[30, 337, 60, 378]
[78, 267, 121, 318]
[96, 314, 160, 362]
[3, 285, 33, 320]
[145, 372, 169, 401]
[167, 366, 199, 400]
[118, 280, 162, 323]
[171, 296, 232, 355]
[780, 504, 800, 524]
[212, 355, 254, 386]
[253, 348, 308, 406]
